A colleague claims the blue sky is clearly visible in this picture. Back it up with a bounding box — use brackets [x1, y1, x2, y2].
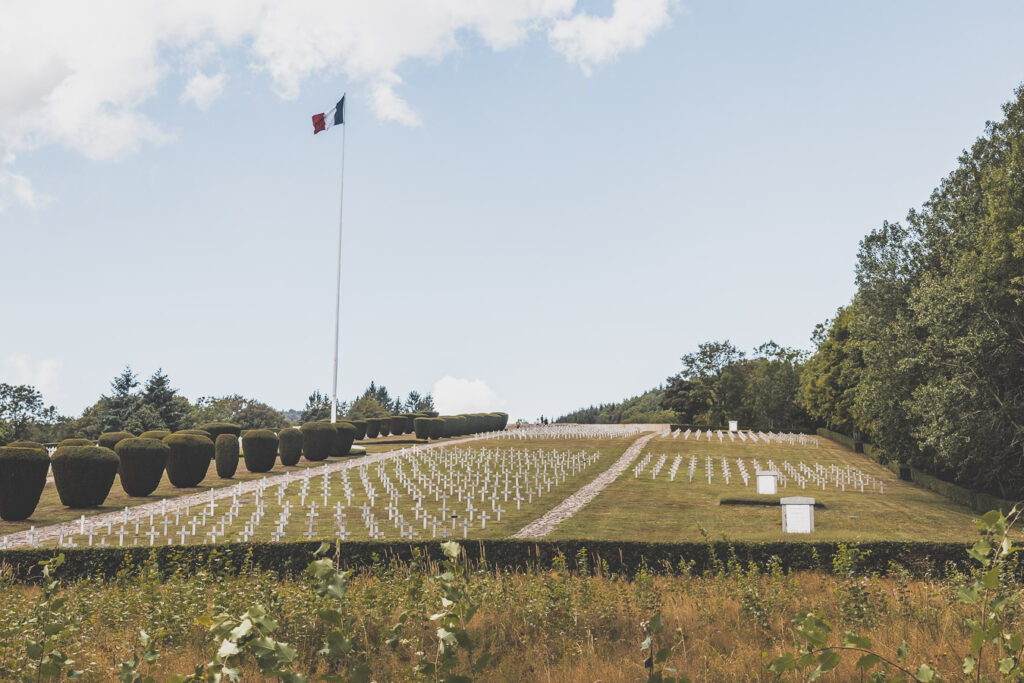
[2, 0, 1024, 421]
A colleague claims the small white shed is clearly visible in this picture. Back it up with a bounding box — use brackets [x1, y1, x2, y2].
[755, 470, 778, 495]
[781, 496, 815, 533]
[728, 420, 738, 432]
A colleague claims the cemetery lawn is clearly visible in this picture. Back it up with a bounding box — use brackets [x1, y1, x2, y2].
[0, 435, 469, 536]
[553, 433, 985, 543]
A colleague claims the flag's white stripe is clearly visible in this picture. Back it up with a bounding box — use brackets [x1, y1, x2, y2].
[323, 106, 337, 131]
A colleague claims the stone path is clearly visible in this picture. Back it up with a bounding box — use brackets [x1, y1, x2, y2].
[511, 429, 660, 539]
[2, 433, 496, 549]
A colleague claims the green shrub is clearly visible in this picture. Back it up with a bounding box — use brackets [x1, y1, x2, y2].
[139, 430, 171, 440]
[428, 417, 445, 440]
[300, 422, 334, 462]
[50, 445, 119, 508]
[350, 420, 367, 441]
[496, 412, 509, 430]
[413, 417, 431, 440]
[440, 417, 456, 438]
[6, 440, 45, 449]
[277, 428, 302, 466]
[175, 429, 212, 439]
[364, 418, 381, 439]
[59, 438, 94, 446]
[201, 422, 242, 440]
[97, 431, 134, 451]
[390, 415, 410, 435]
[334, 422, 357, 457]
[377, 418, 392, 437]
[0, 446, 50, 520]
[215, 434, 240, 478]
[241, 429, 279, 473]
[162, 434, 214, 487]
[114, 438, 169, 497]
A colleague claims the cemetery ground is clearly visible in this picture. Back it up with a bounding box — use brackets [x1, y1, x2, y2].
[555, 430, 984, 543]
[0, 432, 477, 536]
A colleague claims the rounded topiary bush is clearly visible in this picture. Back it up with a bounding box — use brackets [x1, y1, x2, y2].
[428, 418, 445, 440]
[6, 440, 45, 449]
[0, 445, 50, 520]
[51, 445, 119, 508]
[364, 418, 381, 439]
[60, 438, 94, 447]
[378, 418, 392, 438]
[163, 434, 214, 487]
[441, 417, 456, 438]
[114, 437, 169, 497]
[278, 428, 302, 466]
[241, 429, 279, 473]
[350, 420, 367, 441]
[215, 434, 239, 478]
[334, 422, 357, 457]
[201, 422, 242, 440]
[496, 412, 509, 430]
[391, 415, 410, 435]
[139, 430, 171, 440]
[300, 422, 334, 462]
[98, 431, 134, 451]
[452, 415, 468, 436]
[413, 417, 431, 440]
[175, 429, 212, 439]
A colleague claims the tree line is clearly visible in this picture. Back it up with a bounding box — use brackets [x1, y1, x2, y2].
[0, 368, 434, 444]
[799, 85, 1024, 498]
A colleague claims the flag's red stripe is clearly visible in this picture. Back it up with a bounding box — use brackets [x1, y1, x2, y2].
[312, 113, 326, 133]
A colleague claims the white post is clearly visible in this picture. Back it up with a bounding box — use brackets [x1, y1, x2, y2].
[330, 106, 347, 424]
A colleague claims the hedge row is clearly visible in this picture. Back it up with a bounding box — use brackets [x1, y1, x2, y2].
[0, 539, 976, 584]
[413, 413, 509, 440]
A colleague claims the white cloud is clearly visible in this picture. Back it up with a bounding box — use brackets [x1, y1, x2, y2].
[433, 376, 502, 414]
[2, 355, 63, 399]
[181, 71, 226, 109]
[550, 0, 674, 75]
[0, 0, 675, 210]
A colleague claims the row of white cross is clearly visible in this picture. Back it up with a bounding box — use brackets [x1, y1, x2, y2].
[496, 424, 646, 440]
[630, 453, 884, 493]
[6, 446, 604, 549]
[672, 429, 819, 447]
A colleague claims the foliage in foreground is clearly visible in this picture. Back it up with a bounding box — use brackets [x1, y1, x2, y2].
[1, 509, 1024, 680]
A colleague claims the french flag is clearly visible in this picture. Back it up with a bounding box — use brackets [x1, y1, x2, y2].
[312, 95, 345, 134]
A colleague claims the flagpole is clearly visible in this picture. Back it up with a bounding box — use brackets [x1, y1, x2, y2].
[330, 109, 346, 424]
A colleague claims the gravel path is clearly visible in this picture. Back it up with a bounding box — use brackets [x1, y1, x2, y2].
[511, 429, 660, 539]
[2, 434, 494, 549]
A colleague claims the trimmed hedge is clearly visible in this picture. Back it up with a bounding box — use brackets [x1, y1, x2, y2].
[413, 417, 431, 440]
[364, 418, 381, 439]
[908, 467, 1018, 515]
[59, 438, 94, 446]
[175, 429, 213, 439]
[201, 422, 242, 440]
[215, 434, 239, 478]
[162, 434, 214, 487]
[300, 422, 334, 462]
[350, 420, 367, 441]
[241, 429, 279, 473]
[278, 428, 302, 466]
[114, 438, 169, 497]
[334, 422, 357, 457]
[139, 430, 171, 440]
[389, 415, 409, 435]
[0, 539, 978, 584]
[50, 445, 119, 508]
[0, 445, 50, 520]
[6, 440, 45, 449]
[377, 418, 392, 438]
[97, 431, 134, 451]
[428, 417, 445, 440]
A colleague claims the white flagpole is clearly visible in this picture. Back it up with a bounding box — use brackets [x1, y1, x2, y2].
[330, 103, 346, 424]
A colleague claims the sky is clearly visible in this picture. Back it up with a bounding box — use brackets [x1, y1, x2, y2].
[2, 0, 1024, 421]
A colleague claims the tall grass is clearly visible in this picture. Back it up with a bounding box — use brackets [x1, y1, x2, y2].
[0, 545, 1006, 681]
